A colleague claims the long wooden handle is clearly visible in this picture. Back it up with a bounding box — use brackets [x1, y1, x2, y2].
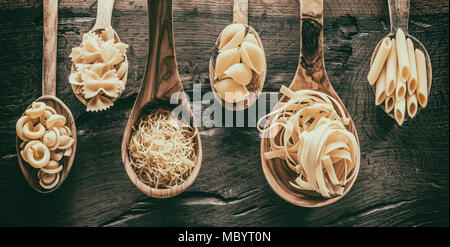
[134, 0, 182, 110]
[233, 0, 248, 25]
[93, 0, 114, 30]
[291, 0, 326, 91]
[388, 0, 410, 34]
[42, 0, 58, 96]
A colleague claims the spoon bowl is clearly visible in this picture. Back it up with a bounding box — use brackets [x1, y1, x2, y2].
[370, 0, 432, 121]
[16, 0, 77, 193]
[260, 0, 360, 207]
[70, 0, 128, 111]
[16, 96, 77, 193]
[121, 0, 202, 198]
[209, 0, 266, 111]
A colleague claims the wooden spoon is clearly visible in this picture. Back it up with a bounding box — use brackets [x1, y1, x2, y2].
[16, 0, 77, 193]
[209, 0, 267, 111]
[370, 0, 432, 121]
[121, 0, 202, 198]
[70, 0, 128, 111]
[260, 0, 360, 207]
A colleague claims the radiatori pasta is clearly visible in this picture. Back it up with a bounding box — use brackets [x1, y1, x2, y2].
[257, 86, 360, 198]
[16, 102, 74, 190]
[213, 23, 266, 103]
[69, 27, 128, 112]
[369, 28, 430, 125]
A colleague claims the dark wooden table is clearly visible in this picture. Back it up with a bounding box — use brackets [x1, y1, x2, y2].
[0, 0, 448, 226]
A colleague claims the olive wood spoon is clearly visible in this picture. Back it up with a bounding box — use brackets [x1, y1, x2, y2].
[260, 0, 360, 207]
[370, 0, 432, 121]
[70, 0, 128, 110]
[16, 0, 77, 193]
[121, 0, 202, 198]
[209, 0, 267, 111]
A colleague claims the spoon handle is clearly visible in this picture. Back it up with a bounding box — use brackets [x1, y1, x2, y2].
[233, 0, 248, 25]
[388, 0, 410, 34]
[42, 0, 57, 96]
[134, 0, 182, 111]
[93, 0, 114, 30]
[290, 0, 327, 92]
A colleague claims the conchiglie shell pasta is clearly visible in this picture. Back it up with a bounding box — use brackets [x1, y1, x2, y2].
[214, 78, 249, 103]
[244, 33, 259, 46]
[240, 41, 266, 75]
[214, 47, 240, 78]
[222, 63, 252, 86]
[219, 23, 246, 52]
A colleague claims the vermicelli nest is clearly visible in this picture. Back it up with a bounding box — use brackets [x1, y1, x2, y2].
[127, 109, 198, 189]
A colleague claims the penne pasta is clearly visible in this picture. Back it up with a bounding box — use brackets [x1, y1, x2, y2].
[395, 60, 406, 100]
[385, 38, 397, 96]
[395, 28, 410, 82]
[395, 95, 406, 126]
[368, 37, 391, 85]
[415, 49, 428, 108]
[406, 38, 418, 95]
[407, 93, 418, 118]
[385, 94, 395, 113]
[375, 65, 387, 105]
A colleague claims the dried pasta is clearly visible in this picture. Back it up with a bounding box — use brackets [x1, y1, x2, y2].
[213, 24, 266, 103]
[368, 29, 430, 125]
[16, 102, 74, 190]
[367, 37, 391, 85]
[69, 27, 129, 112]
[127, 109, 198, 189]
[415, 49, 428, 108]
[257, 86, 360, 198]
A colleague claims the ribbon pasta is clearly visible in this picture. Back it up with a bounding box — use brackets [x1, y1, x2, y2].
[16, 102, 74, 190]
[257, 86, 360, 198]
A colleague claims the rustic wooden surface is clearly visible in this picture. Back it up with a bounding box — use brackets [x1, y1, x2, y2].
[0, 0, 448, 226]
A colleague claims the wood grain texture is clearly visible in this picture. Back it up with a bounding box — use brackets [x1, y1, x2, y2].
[42, 0, 57, 96]
[0, 0, 448, 226]
[121, 0, 202, 199]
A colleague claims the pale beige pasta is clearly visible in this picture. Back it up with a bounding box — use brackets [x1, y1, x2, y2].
[214, 78, 249, 103]
[395, 28, 410, 82]
[385, 38, 397, 96]
[406, 38, 418, 95]
[69, 27, 129, 112]
[394, 95, 406, 126]
[219, 23, 245, 51]
[257, 86, 359, 198]
[222, 63, 252, 86]
[395, 61, 406, 100]
[385, 94, 395, 113]
[407, 93, 418, 118]
[214, 47, 240, 78]
[240, 41, 266, 75]
[16, 101, 74, 189]
[375, 65, 387, 105]
[368, 37, 391, 85]
[244, 33, 259, 46]
[415, 49, 428, 108]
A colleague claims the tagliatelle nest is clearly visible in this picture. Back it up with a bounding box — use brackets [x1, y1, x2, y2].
[127, 109, 198, 189]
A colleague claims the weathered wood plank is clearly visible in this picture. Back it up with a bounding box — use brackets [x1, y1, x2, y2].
[0, 0, 448, 226]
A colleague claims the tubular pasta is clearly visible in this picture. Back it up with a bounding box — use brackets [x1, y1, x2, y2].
[375, 65, 386, 105]
[257, 86, 359, 198]
[406, 38, 418, 95]
[368, 37, 391, 85]
[385, 38, 397, 96]
[385, 94, 395, 113]
[395, 28, 410, 81]
[395, 95, 406, 126]
[407, 93, 418, 118]
[415, 49, 428, 108]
